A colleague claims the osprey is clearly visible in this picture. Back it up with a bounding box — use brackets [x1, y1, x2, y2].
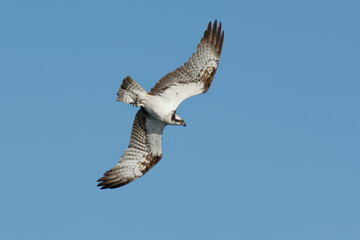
[97, 21, 224, 189]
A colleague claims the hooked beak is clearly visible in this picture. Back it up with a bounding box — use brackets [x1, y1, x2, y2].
[181, 121, 186, 127]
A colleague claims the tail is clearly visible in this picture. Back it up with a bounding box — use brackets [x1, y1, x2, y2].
[117, 76, 147, 106]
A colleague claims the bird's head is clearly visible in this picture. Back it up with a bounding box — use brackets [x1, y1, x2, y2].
[171, 111, 186, 127]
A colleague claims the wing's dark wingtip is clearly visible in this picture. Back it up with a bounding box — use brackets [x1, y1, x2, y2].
[97, 181, 118, 190]
[204, 20, 224, 55]
[97, 174, 134, 190]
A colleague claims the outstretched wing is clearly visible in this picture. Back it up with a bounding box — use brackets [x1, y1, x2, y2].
[97, 108, 166, 189]
[149, 20, 224, 110]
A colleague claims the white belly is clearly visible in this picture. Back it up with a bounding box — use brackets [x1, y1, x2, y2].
[143, 95, 173, 124]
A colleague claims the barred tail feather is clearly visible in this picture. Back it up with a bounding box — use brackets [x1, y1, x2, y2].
[117, 76, 147, 105]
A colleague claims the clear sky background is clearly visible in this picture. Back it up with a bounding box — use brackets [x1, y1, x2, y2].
[1, 1, 359, 239]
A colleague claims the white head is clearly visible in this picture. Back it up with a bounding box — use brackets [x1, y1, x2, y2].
[170, 110, 186, 126]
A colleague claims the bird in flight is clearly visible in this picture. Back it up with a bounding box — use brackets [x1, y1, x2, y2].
[97, 20, 224, 189]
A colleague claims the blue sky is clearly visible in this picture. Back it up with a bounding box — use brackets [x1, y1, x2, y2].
[1, 0, 359, 239]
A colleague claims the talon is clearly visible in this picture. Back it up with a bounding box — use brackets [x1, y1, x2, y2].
[131, 101, 139, 107]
